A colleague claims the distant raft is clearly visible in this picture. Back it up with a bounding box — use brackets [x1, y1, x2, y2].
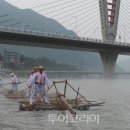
[18, 93, 104, 112]
[0, 80, 105, 115]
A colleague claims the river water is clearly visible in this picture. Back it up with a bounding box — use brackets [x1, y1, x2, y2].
[0, 78, 130, 130]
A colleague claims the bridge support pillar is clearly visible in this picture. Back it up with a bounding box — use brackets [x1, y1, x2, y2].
[100, 52, 118, 78]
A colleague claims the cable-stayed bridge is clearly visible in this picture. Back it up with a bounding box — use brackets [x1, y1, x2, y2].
[0, 0, 130, 78]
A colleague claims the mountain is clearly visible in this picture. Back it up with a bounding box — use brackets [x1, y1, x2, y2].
[0, 44, 102, 71]
[0, 0, 75, 35]
[0, 0, 124, 71]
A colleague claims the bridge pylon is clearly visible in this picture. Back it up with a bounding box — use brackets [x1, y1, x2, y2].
[99, 0, 121, 78]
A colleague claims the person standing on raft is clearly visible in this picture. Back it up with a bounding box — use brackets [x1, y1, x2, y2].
[10, 73, 19, 92]
[26, 67, 38, 96]
[29, 66, 51, 105]
[0, 77, 3, 89]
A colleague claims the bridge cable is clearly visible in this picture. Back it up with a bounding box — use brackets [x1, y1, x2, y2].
[38, 1, 99, 34]
[60, 5, 99, 27]
[118, 18, 130, 42]
[86, 25, 101, 38]
[75, 12, 100, 33]
[118, 25, 129, 43]
[120, 5, 130, 20]
[32, 0, 97, 22]
[21, 0, 96, 31]
[118, 20, 130, 41]
[80, 19, 100, 37]
[53, 11, 99, 34]
[35, 0, 96, 17]
[34, 0, 77, 13]
[31, 0, 63, 9]
[119, 11, 130, 29]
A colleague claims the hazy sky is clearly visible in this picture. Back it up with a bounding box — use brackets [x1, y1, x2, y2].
[4, 0, 102, 40]
[4, 0, 128, 40]
[5, 0, 44, 8]
[4, 0, 117, 9]
[5, 0, 47, 9]
[4, 0, 130, 62]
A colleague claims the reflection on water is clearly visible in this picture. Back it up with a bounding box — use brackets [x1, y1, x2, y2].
[0, 78, 130, 130]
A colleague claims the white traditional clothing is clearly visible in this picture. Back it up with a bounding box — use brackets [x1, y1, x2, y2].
[26, 73, 34, 96]
[29, 72, 50, 104]
[0, 79, 3, 89]
[10, 73, 19, 92]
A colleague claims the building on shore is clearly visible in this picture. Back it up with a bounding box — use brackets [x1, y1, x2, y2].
[3, 50, 24, 69]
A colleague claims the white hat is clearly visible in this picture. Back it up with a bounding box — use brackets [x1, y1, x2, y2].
[9, 73, 15, 76]
[38, 66, 45, 70]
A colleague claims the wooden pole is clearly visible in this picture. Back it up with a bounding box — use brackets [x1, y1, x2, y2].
[54, 82, 76, 115]
[54, 83, 63, 105]
[67, 82, 91, 105]
[19, 87, 29, 93]
[75, 87, 80, 108]
[45, 82, 54, 94]
[53, 81, 66, 84]
[3, 80, 27, 86]
[64, 80, 67, 98]
[59, 95, 76, 116]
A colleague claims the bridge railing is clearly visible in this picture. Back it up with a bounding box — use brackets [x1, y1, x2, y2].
[0, 26, 130, 47]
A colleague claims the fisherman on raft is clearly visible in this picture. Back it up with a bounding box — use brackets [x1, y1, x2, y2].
[0, 77, 3, 89]
[26, 67, 38, 96]
[10, 72, 20, 92]
[28, 66, 51, 105]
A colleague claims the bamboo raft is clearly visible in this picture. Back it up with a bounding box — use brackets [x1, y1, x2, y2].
[0, 80, 105, 115]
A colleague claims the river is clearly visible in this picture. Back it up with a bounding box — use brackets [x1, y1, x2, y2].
[0, 78, 130, 130]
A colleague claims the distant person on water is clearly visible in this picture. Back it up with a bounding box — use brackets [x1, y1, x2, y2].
[10, 73, 20, 92]
[26, 67, 38, 96]
[29, 66, 51, 105]
[0, 77, 3, 89]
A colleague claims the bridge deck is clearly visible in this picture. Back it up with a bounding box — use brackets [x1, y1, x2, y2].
[0, 27, 130, 54]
